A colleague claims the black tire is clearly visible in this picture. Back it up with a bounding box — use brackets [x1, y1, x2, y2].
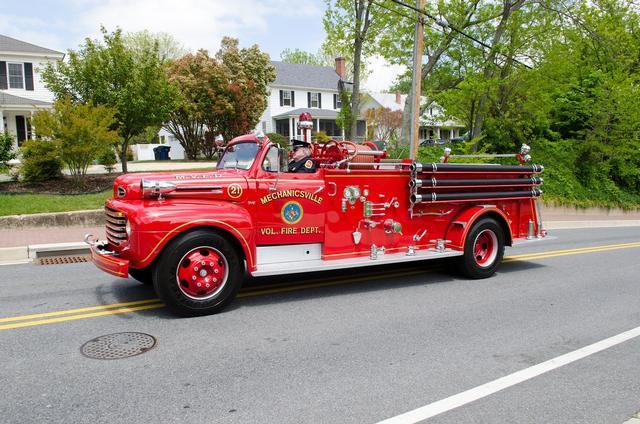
[153, 229, 243, 316]
[456, 217, 505, 279]
[129, 267, 154, 285]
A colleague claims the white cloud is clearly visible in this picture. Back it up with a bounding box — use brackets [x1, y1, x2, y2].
[362, 55, 406, 92]
[0, 15, 68, 52]
[75, 0, 321, 52]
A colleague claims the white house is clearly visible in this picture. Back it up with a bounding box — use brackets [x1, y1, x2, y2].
[0, 34, 64, 150]
[258, 59, 463, 143]
[360, 92, 465, 141]
[257, 59, 366, 140]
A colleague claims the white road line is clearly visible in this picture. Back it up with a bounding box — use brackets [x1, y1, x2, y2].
[377, 325, 640, 424]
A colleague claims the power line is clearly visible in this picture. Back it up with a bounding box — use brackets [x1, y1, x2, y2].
[371, 0, 417, 22]
[382, 0, 533, 70]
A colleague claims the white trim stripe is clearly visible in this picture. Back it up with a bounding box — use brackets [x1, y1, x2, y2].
[377, 325, 640, 423]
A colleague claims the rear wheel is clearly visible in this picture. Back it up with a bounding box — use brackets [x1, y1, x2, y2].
[457, 217, 505, 279]
[153, 229, 243, 316]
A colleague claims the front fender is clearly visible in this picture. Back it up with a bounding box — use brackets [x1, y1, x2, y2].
[112, 199, 256, 272]
[445, 206, 513, 251]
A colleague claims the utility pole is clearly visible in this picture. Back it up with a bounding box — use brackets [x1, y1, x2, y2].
[409, 0, 425, 160]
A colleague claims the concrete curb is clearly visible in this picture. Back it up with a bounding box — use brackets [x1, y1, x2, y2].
[0, 243, 89, 266]
[27, 242, 89, 259]
[0, 209, 103, 229]
[0, 246, 30, 266]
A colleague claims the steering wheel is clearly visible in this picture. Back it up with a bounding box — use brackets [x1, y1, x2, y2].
[320, 140, 359, 162]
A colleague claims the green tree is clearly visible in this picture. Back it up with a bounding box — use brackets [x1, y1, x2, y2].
[280, 48, 329, 66]
[41, 27, 176, 172]
[33, 98, 119, 184]
[125, 30, 187, 62]
[324, 0, 393, 139]
[165, 50, 219, 160]
[335, 90, 354, 136]
[165, 39, 275, 159]
[212, 38, 276, 141]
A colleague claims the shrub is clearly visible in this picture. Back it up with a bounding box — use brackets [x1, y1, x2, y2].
[97, 148, 117, 173]
[32, 98, 118, 184]
[20, 140, 62, 182]
[312, 131, 332, 144]
[266, 132, 288, 149]
[0, 132, 16, 165]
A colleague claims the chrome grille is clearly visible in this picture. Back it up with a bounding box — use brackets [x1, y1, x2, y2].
[105, 206, 128, 245]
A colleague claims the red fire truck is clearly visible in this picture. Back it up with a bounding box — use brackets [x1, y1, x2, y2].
[86, 114, 546, 316]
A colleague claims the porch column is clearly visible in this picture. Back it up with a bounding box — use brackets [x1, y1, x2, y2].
[435, 127, 441, 138]
[0, 110, 4, 133]
[289, 117, 294, 140]
[30, 110, 35, 139]
[315, 119, 319, 132]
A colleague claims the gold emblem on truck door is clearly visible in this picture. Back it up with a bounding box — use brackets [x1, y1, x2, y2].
[227, 184, 243, 199]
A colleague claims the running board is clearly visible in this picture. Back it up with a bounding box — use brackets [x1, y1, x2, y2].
[251, 248, 463, 277]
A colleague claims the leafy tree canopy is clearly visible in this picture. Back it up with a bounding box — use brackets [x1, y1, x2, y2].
[165, 38, 275, 160]
[42, 27, 177, 172]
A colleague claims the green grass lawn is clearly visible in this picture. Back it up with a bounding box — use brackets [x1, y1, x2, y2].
[0, 190, 111, 216]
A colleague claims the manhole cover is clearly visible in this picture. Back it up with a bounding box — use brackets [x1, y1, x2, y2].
[81, 332, 156, 360]
[38, 255, 91, 265]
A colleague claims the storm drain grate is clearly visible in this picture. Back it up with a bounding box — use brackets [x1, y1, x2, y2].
[38, 255, 91, 265]
[81, 332, 157, 360]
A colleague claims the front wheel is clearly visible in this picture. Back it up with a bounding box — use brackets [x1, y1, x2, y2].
[456, 217, 505, 279]
[153, 229, 243, 316]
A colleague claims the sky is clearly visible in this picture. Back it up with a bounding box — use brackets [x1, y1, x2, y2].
[0, 0, 404, 91]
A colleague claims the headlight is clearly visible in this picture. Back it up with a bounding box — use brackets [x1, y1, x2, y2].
[141, 179, 177, 199]
[125, 220, 132, 237]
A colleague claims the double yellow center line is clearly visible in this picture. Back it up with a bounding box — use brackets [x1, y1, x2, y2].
[504, 241, 640, 262]
[0, 299, 164, 330]
[1, 241, 639, 331]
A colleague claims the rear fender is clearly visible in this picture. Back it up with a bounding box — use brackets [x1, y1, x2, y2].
[129, 203, 256, 271]
[445, 206, 513, 251]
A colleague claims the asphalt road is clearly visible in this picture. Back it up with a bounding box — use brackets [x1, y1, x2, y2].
[1, 227, 639, 424]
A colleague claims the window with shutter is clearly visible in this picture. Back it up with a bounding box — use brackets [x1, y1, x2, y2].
[318, 93, 322, 109]
[8, 63, 24, 89]
[279, 90, 284, 106]
[310, 92, 319, 108]
[291, 91, 295, 107]
[282, 90, 292, 106]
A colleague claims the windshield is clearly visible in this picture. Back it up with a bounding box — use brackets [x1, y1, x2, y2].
[217, 142, 259, 170]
